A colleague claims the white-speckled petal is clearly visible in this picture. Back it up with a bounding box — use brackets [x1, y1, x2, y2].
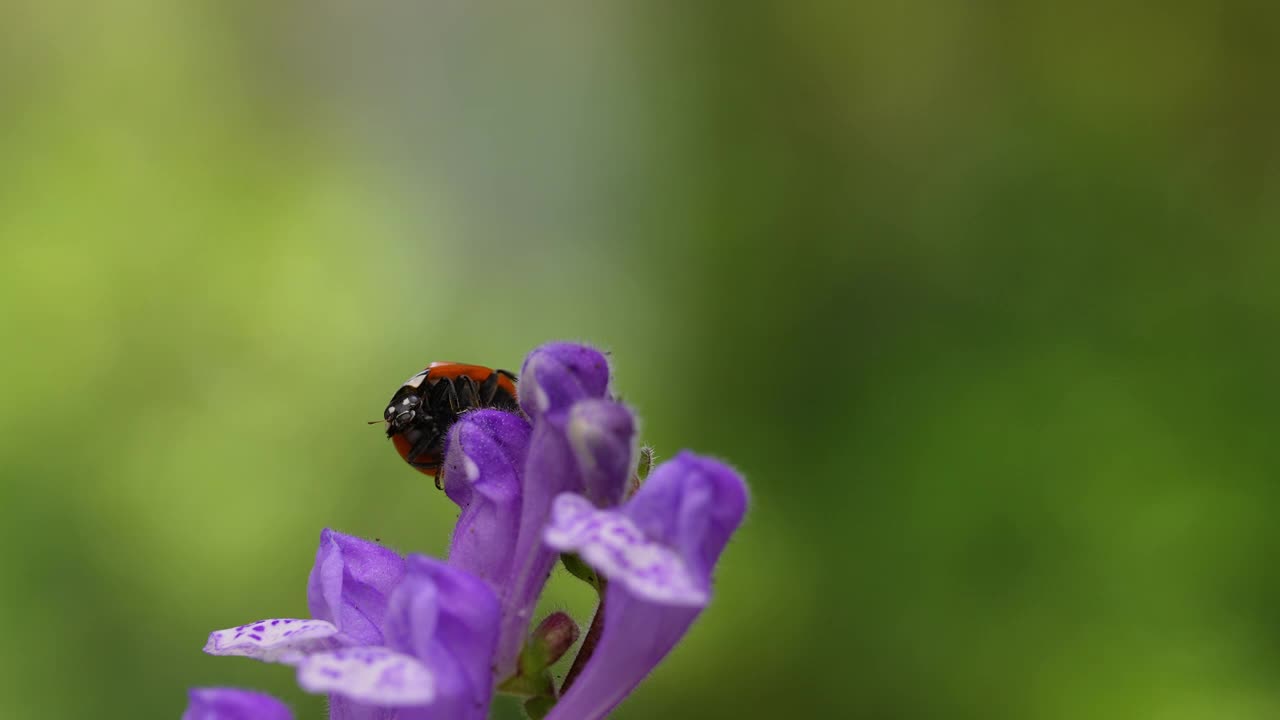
[203, 619, 338, 665]
[544, 494, 708, 606]
[297, 646, 435, 707]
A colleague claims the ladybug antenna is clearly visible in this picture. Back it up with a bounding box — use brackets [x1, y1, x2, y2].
[367, 419, 387, 426]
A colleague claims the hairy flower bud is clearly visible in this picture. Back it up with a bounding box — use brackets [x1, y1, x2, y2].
[528, 611, 580, 669]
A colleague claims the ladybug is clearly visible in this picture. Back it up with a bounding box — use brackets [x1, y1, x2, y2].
[382, 362, 520, 488]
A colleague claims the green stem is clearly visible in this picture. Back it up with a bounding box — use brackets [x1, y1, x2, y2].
[560, 578, 607, 695]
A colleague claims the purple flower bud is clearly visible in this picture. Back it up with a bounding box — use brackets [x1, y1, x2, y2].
[442, 409, 531, 588]
[518, 342, 611, 420]
[566, 399, 638, 508]
[543, 452, 748, 720]
[182, 688, 293, 720]
[307, 529, 406, 647]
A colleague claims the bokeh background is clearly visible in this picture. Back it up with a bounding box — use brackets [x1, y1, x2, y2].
[2, 2, 1278, 718]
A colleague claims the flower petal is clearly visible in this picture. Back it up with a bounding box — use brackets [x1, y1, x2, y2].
[297, 646, 434, 707]
[517, 342, 610, 419]
[442, 409, 531, 588]
[622, 451, 749, 583]
[545, 494, 707, 606]
[183, 687, 293, 720]
[544, 452, 748, 720]
[307, 529, 406, 646]
[325, 696, 396, 720]
[203, 619, 338, 664]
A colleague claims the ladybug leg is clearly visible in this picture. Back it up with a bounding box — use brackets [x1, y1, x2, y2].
[411, 457, 443, 480]
[405, 438, 436, 467]
[426, 377, 455, 413]
[405, 440, 444, 489]
[427, 378, 447, 402]
[455, 376, 480, 410]
[438, 379, 463, 415]
[477, 371, 501, 404]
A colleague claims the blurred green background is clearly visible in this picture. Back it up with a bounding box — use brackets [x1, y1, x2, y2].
[2, 2, 1278, 718]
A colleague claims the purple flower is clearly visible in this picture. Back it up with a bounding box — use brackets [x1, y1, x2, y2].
[203, 531, 499, 718]
[542, 451, 748, 719]
[378, 555, 501, 720]
[182, 688, 293, 720]
[441, 342, 638, 677]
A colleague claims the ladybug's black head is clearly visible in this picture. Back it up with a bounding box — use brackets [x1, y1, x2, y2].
[384, 393, 426, 435]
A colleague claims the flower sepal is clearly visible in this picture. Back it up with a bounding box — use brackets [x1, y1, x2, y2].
[559, 552, 602, 594]
[524, 695, 557, 720]
[495, 664, 553, 700]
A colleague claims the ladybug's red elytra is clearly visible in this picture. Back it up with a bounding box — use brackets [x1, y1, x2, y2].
[383, 362, 519, 488]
